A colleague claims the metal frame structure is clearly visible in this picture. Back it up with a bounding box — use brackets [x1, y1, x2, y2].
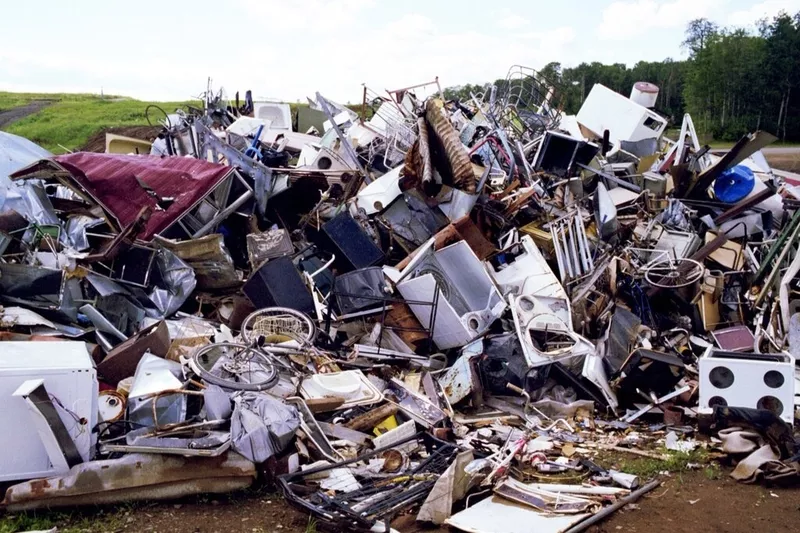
[324, 277, 440, 356]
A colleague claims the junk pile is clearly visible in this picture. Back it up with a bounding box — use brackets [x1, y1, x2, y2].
[1, 67, 799, 532]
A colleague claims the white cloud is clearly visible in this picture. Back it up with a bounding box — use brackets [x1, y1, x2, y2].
[0, 3, 577, 104]
[727, 0, 800, 27]
[596, 0, 725, 40]
[237, 0, 375, 31]
[497, 13, 530, 29]
[213, 14, 577, 103]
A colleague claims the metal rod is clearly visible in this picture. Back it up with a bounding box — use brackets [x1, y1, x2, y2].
[566, 221, 581, 276]
[578, 217, 594, 271]
[563, 479, 662, 533]
[191, 189, 253, 238]
[576, 163, 641, 192]
[754, 208, 800, 284]
[560, 224, 575, 278]
[575, 214, 590, 272]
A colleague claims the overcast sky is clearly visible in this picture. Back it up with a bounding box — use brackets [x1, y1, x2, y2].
[1, 0, 797, 103]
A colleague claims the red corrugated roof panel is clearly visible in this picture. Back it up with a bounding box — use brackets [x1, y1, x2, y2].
[51, 153, 234, 240]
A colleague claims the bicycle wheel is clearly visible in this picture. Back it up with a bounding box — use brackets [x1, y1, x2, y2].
[240, 307, 316, 344]
[191, 342, 279, 391]
[644, 258, 703, 289]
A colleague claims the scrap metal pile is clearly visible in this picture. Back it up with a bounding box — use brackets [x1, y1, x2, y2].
[1, 67, 799, 532]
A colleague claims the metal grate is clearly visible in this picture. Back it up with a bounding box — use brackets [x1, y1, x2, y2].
[278, 432, 459, 531]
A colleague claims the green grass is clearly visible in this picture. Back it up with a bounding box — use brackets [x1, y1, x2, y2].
[601, 448, 712, 479]
[305, 516, 317, 533]
[0, 507, 131, 533]
[0, 92, 136, 114]
[1, 92, 195, 153]
[0, 90, 369, 155]
[707, 141, 736, 149]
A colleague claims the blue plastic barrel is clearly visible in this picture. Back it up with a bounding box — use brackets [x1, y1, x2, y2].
[714, 165, 755, 203]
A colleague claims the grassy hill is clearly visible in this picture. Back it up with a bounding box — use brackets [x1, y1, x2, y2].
[0, 91, 375, 155]
[0, 92, 196, 153]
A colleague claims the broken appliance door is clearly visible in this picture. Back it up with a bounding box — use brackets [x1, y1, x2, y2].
[395, 239, 505, 350]
[594, 183, 619, 241]
[509, 294, 594, 370]
[127, 353, 187, 428]
[489, 235, 590, 370]
[299, 370, 384, 409]
[645, 225, 701, 264]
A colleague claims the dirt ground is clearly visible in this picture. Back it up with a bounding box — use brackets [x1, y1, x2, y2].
[594, 470, 800, 533]
[2, 468, 798, 533]
[0, 101, 53, 128]
[80, 126, 163, 153]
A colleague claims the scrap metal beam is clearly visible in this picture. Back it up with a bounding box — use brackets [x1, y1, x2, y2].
[687, 131, 777, 198]
[713, 186, 774, 225]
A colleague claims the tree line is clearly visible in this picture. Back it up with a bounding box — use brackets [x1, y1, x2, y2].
[444, 13, 800, 142]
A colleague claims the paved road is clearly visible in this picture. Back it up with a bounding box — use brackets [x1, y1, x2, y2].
[760, 146, 800, 173]
[761, 146, 800, 156]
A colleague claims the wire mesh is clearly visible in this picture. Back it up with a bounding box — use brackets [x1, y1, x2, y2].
[489, 65, 563, 142]
[361, 85, 418, 168]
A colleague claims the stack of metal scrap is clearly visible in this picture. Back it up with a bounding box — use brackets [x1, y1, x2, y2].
[0, 67, 798, 533]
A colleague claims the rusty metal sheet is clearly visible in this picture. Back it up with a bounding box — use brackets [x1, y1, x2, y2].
[3, 452, 255, 511]
[438, 352, 482, 405]
[11, 153, 235, 241]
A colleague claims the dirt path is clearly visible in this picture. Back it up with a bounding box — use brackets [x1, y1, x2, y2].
[0, 100, 53, 129]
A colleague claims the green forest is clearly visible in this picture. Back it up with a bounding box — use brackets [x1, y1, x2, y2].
[445, 13, 800, 142]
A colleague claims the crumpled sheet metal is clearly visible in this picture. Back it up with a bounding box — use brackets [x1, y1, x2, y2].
[445, 494, 590, 533]
[127, 353, 187, 428]
[0, 131, 53, 180]
[2, 452, 256, 511]
[148, 248, 197, 318]
[0, 132, 57, 234]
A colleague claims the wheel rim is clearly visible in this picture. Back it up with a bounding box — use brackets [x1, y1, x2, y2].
[192, 342, 278, 391]
[644, 258, 704, 289]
